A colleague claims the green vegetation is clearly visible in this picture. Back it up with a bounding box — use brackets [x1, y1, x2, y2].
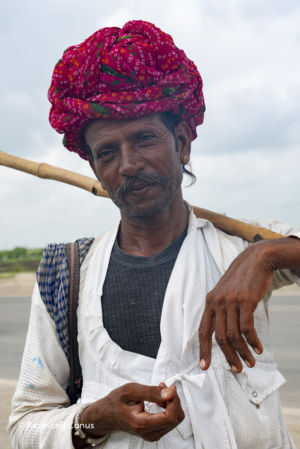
[0, 247, 43, 273]
[0, 272, 16, 279]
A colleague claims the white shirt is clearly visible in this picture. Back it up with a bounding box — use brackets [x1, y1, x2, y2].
[8, 212, 300, 449]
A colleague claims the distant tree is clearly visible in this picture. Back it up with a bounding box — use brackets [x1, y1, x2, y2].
[9, 247, 28, 259]
[28, 249, 43, 258]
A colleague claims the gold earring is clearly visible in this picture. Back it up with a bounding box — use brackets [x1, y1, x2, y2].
[183, 155, 189, 164]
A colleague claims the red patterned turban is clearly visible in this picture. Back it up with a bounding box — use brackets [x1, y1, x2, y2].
[48, 20, 205, 160]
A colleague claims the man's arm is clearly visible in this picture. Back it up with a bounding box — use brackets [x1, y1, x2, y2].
[199, 236, 300, 373]
[8, 283, 81, 449]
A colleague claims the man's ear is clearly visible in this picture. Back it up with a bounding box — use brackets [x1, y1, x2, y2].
[175, 121, 191, 164]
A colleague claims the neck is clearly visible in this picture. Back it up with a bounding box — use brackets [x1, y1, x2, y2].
[118, 195, 189, 257]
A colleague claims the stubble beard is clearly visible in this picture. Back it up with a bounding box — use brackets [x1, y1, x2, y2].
[104, 171, 183, 220]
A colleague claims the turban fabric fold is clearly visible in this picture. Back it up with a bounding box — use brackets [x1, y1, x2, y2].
[48, 20, 205, 160]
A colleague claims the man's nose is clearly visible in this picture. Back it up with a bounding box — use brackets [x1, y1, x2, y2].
[119, 144, 145, 176]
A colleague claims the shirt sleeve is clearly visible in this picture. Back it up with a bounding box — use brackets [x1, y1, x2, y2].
[245, 218, 300, 291]
[8, 283, 82, 449]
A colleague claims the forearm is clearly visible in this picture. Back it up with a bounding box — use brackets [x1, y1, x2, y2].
[263, 236, 300, 271]
[243, 219, 300, 286]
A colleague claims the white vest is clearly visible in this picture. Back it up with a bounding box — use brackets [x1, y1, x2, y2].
[77, 211, 294, 449]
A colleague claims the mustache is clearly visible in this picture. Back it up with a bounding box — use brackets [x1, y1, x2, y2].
[116, 172, 168, 197]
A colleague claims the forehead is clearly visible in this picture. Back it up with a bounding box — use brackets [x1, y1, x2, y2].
[84, 113, 166, 147]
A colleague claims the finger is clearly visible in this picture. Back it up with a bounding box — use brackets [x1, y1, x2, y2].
[214, 306, 243, 372]
[161, 384, 177, 401]
[157, 401, 167, 409]
[156, 382, 168, 407]
[134, 388, 182, 428]
[143, 424, 178, 442]
[129, 389, 184, 436]
[199, 304, 215, 370]
[239, 303, 263, 355]
[121, 383, 173, 405]
[164, 388, 184, 423]
[128, 411, 170, 438]
[132, 409, 175, 431]
[145, 409, 181, 431]
[226, 308, 255, 368]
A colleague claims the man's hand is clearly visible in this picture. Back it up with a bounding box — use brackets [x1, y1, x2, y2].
[199, 237, 300, 373]
[79, 382, 184, 443]
[199, 240, 276, 373]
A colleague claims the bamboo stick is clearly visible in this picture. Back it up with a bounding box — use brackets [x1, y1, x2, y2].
[192, 206, 283, 242]
[0, 150, 284, 242]
[0, 150, 108, 198]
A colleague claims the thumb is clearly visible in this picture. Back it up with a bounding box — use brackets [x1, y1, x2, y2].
[160, 384, 176, 401]
[123, 383, 173, 405]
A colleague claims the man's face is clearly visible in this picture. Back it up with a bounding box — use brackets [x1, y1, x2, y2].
[84, 113, 190, 220]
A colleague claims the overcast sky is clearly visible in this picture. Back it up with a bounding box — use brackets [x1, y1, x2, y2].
[1, 0, 299, 249]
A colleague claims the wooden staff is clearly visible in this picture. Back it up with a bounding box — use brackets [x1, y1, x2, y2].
[0, 150, 284, 242]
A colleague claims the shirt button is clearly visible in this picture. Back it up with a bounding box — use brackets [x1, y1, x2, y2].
[252, 391, 258, 397]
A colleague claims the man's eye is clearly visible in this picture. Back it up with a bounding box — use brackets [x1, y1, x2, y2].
[96, 149, 114, 160]
[138, 134, 156, 143]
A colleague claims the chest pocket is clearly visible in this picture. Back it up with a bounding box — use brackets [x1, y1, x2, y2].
[224, 362, 285, 449]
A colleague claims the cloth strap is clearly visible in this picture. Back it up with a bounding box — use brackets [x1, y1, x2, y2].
[66, 241, 82, 405]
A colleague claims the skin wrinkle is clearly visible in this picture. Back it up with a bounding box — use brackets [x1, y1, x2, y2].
[115, 172, 168, 197]
[85, 114, 189, 223]
[105, 172, 172, 219]
[83, 112, 196, 185]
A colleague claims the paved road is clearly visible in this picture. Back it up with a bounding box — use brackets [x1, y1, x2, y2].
[269, 295, 300, 408]
[0, 294, 299, 407]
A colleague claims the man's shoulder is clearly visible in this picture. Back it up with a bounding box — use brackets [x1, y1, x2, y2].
[36, 237, 95, 275]
[36, 237, 95, 306]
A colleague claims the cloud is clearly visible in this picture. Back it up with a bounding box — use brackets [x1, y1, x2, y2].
[184, 146, 300, 225]
[0, 142, 120, 249]
[197, 83, 300, 155]
[236, 0, 300, 21]
[201, 0, 300, 25]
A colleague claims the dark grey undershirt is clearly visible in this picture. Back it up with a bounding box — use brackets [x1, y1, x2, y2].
[101, 229, 187, 359]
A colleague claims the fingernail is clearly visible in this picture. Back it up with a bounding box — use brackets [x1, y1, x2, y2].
[200, 359, 206, 370]
[231, 365, 239, 373]
[245, 360, 253, 368]
[161, 388, 169, 399]
[254, 347, 262, 354]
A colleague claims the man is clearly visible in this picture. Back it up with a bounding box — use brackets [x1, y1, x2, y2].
[8, 20, 300, 449]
